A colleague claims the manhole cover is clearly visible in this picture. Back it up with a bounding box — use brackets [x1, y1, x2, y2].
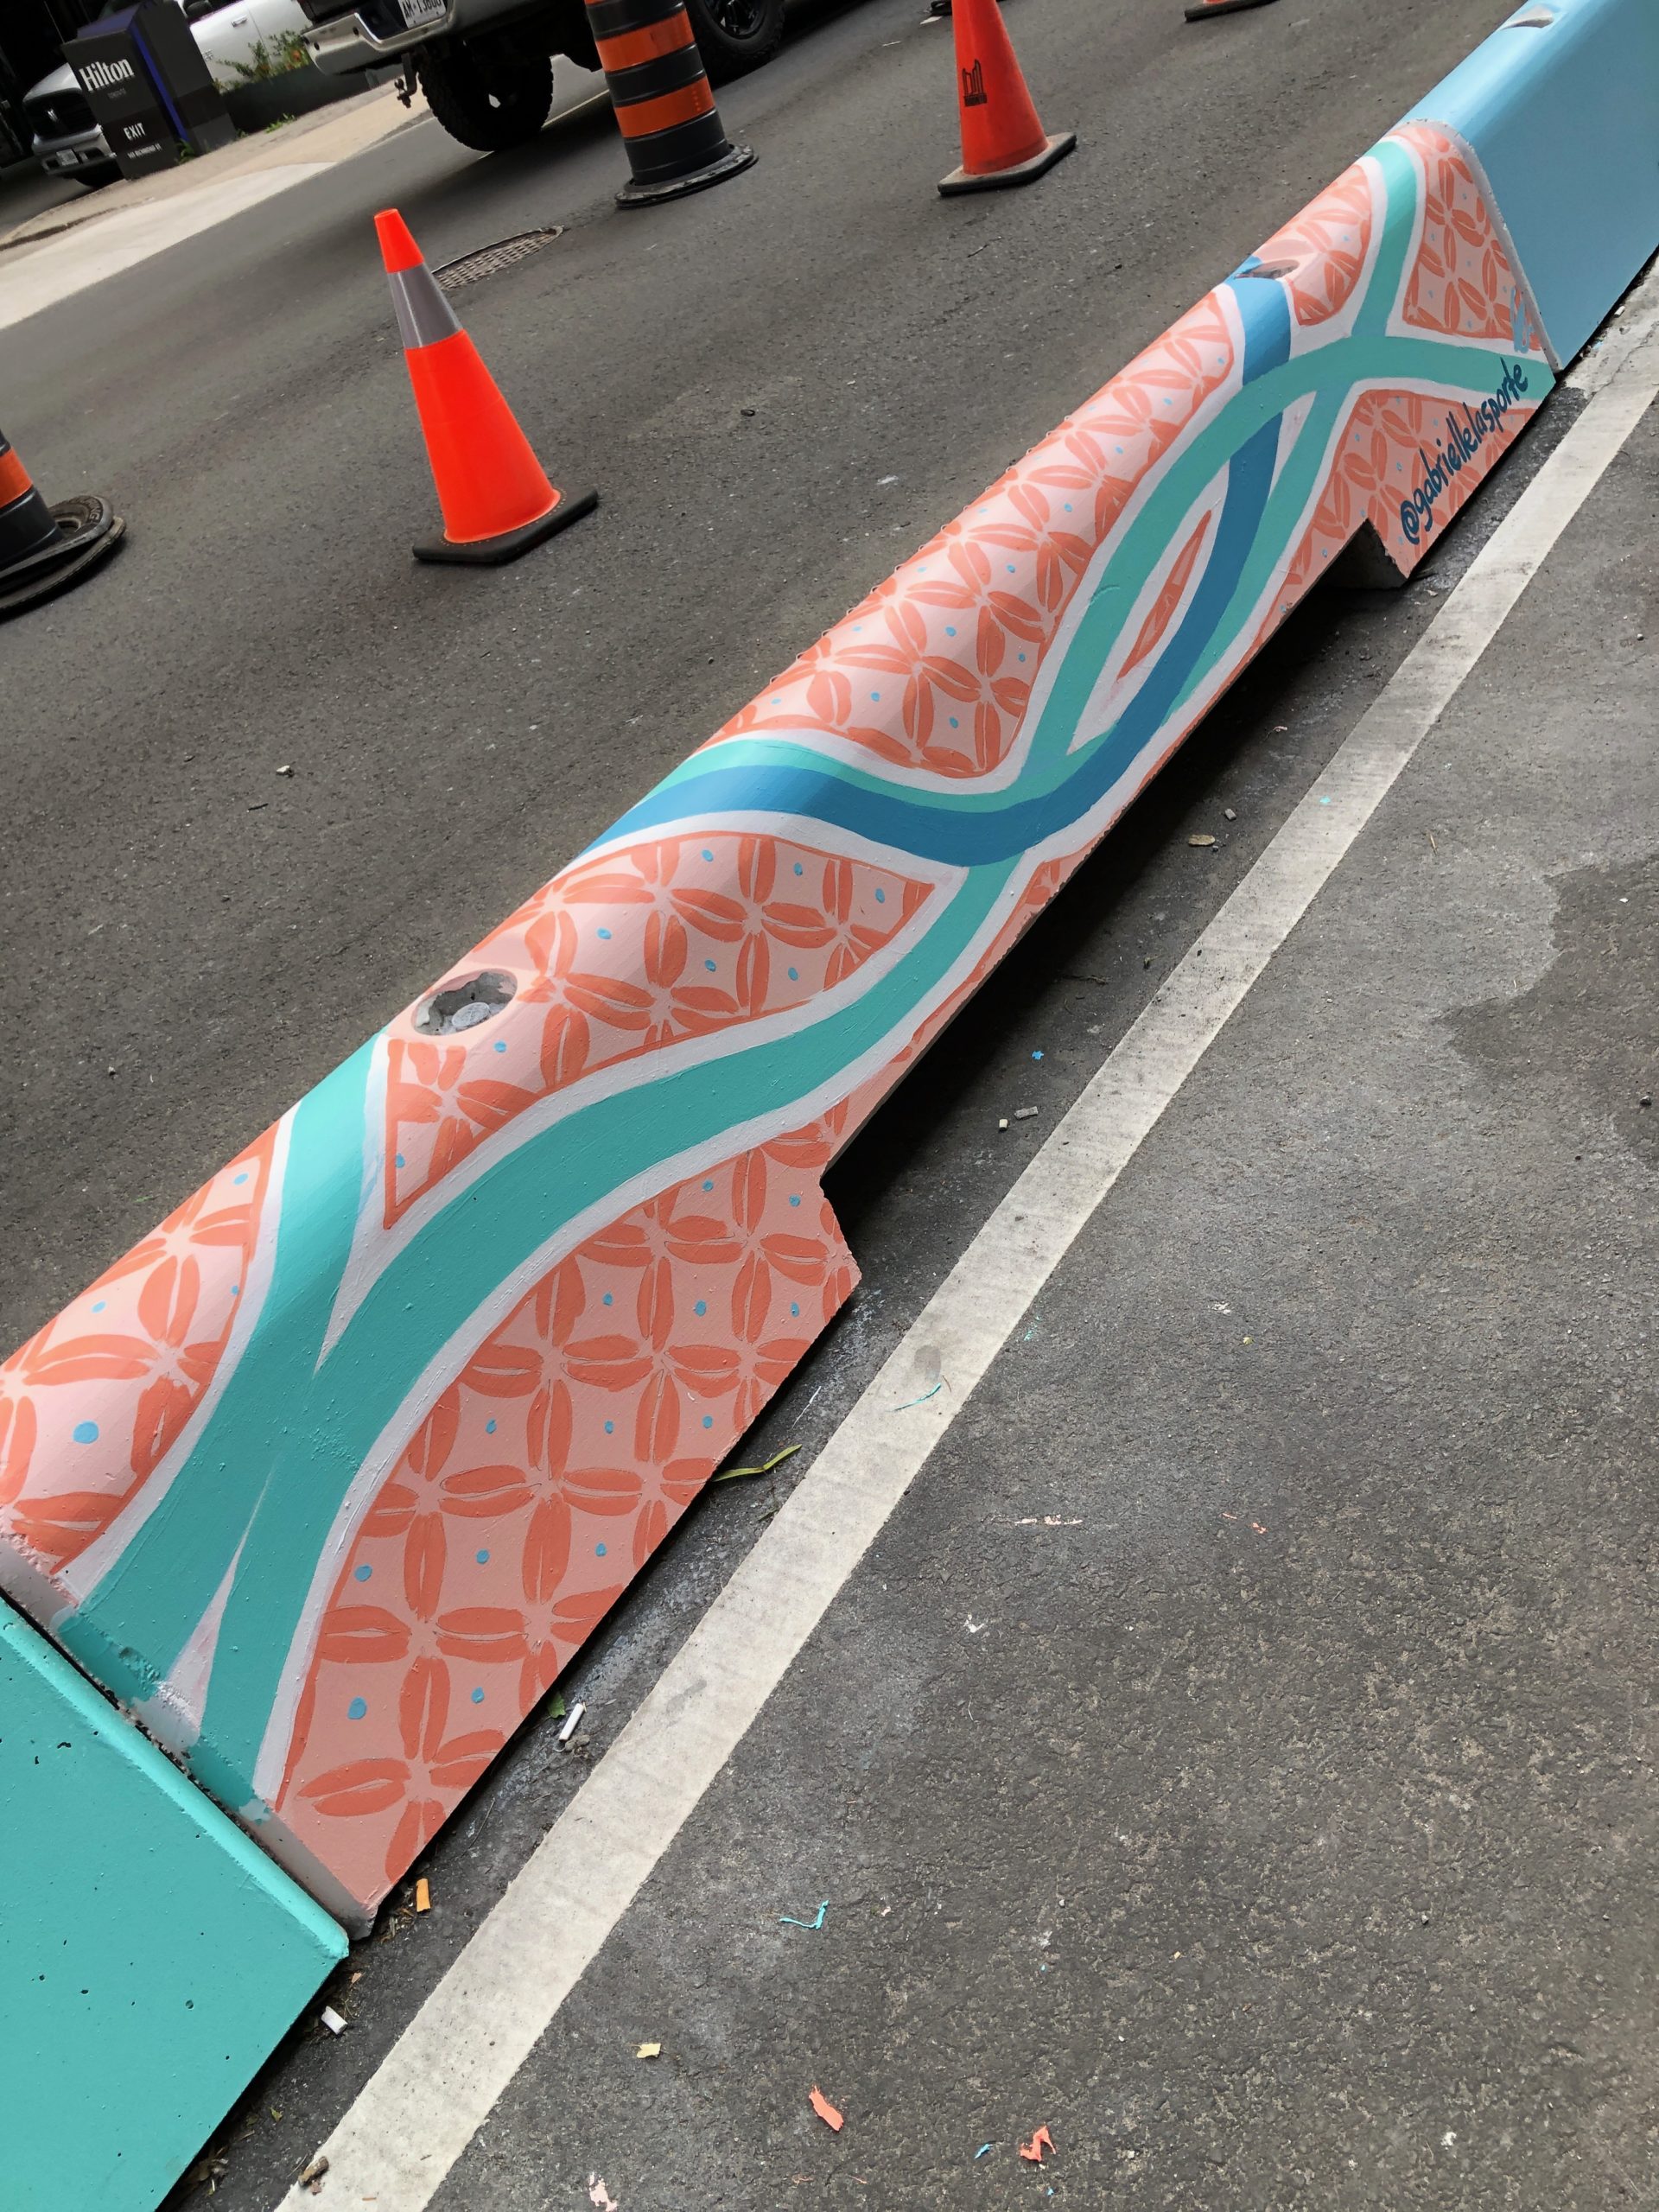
[434, 227, 564, 292]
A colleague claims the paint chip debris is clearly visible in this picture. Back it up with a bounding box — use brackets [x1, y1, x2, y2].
[1013, 1106, 1039, 1121]
[415, 1878, 430, 1914]
[976, 2143, 993, 2159]
[557, 1700, 585, 1744]
[780, 1900, 829, 1930]
[1019, 2126, 1054, 2164]
[810, 2088, 845, 2132]
[1188, 833, 1216, 848]
[635, 2042, 662, 2060]
[588, 2176, 620, 2210]
[319, 2006, 346, 2037]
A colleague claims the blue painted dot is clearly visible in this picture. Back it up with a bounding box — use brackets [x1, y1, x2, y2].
[493, 1039, 507, 1052]
[702, 849, 714, 862]
[603, 1292, 613, 1306]
[1018, 653, 1027, 664]
[704, 958, 717, 972]
[790, 1302, 800, 1318]
[949, 717, 960, 730]
[945, 626, 957, 638]
[695, 1300, 707, 1317]
[354, 1563, 373, 1583]
[787, 967, 799, 982]
[874, 887, 886, 904]
[475, 1548, 490, 1564]
[1006, 563, 1015, 573]
[1064, 503, 1073, 513]
[702, 1414, 714, 1430]
[870, 691, 880, 702]
[486, 1418, 497, 1434]
[73, 1421, 99, 1445]
[347, 1697, 367, 1720]
[1033, 1050, 1044, 1062]
[231, 1285, 239, 1297]
[604, 1420, 614, 1435]
[594, 1543, 607, 1559]
[597, 927, 612, 940]
[92, 1300, 105, 1313]
[703, 1179, 715, 1192]
[233, 1172, 249, 1186]
[1319, 794, 1333, 805]
[1116, 445, 1123, 454]
[396, 1153, 405, 1169]
[772, 696, 783, 705]
[471, 1687, 485, 1705]
[793, 862, 804, 876]
[788, 1194, 801, 1208]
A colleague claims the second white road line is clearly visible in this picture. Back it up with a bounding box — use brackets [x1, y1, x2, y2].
[279, 322, 1659, 2212]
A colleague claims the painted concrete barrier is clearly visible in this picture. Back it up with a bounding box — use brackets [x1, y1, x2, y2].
[0, 1598, 345, 2212]
[0, 0, 1650, 1936]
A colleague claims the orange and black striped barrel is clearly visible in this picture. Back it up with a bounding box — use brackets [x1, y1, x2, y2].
[0, 429, 64, 577]
[585, 0, 755, 204]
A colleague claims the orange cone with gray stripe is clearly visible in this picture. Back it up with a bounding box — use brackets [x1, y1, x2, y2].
[938, 0, 1074, 196]
[585, 0, 754, 207]
[376, 209, 596, 565]
[1185, 0, 1279, 20]
[0, 424, 124, 620]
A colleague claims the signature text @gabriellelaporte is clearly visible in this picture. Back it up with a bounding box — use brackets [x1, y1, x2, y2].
[1399, 359, 1531, 547]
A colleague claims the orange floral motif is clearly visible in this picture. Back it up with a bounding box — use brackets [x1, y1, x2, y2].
[1252, 157, 1376, 327]
[0, 1129, 277, 1575]
[383, 833, 932, 1225]
[1397, 124, 1516, 342]
[276, 1130, 856, 1901]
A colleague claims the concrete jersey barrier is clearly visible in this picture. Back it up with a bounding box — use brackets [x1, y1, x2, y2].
[1, 0, 1652, 1933]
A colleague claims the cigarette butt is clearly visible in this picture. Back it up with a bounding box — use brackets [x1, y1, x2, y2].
[415, 1878, 430, 1914]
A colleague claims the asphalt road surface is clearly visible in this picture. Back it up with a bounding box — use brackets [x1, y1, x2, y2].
[9, 1, 1656, 2206]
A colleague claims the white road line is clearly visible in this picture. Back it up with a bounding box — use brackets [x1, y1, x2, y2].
[279, 324, 1658, 2212]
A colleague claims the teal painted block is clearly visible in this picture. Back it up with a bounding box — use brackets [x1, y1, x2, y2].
[0, 1603, 346, 2212]
[1407, 0, 1659, 365]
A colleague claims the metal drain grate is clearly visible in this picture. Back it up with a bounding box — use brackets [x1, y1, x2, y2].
[434, 227, 564, 291]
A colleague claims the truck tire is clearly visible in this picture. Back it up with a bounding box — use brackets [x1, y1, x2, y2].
[682, 0, 785, 83]
[417, 41, 555, 151]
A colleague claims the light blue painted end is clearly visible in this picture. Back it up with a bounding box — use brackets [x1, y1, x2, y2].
[0, 1603, 346, 2212]
[1405, 0, 1659, 365]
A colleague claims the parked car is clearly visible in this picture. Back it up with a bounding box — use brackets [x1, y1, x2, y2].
[22, 63, 118, 188]
[181, 0, 315, 92]
[23, 0, 315, 188]
[297, 0, 785, 155]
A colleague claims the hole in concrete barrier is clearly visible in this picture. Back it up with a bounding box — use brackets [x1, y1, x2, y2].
[413, 969, 517, 1036]
[1238, 262, 1299, 282]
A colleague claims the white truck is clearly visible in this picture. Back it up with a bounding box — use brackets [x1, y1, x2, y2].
[296, 0, 786, 152]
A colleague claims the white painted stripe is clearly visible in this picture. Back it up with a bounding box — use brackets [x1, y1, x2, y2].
[277, 323, 1658, 2212]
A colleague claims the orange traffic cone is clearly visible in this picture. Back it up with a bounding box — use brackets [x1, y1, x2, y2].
[938, 0, 1075, 196]
[1185, 0, 1279, 19]
[375, 209, 595, 566]
[0, 423, 124, 620]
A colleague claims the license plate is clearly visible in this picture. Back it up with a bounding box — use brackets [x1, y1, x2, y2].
[44, 149, 82, 170]
[397, 0, 446, 26]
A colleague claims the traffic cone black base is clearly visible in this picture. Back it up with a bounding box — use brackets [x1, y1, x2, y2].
[1185, 0, 1278, 18]
[414, 485, 599, 567]
[615, 138, 755, 208]
[940, 129, 1074, 196]
[0, 492, 124, 621]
